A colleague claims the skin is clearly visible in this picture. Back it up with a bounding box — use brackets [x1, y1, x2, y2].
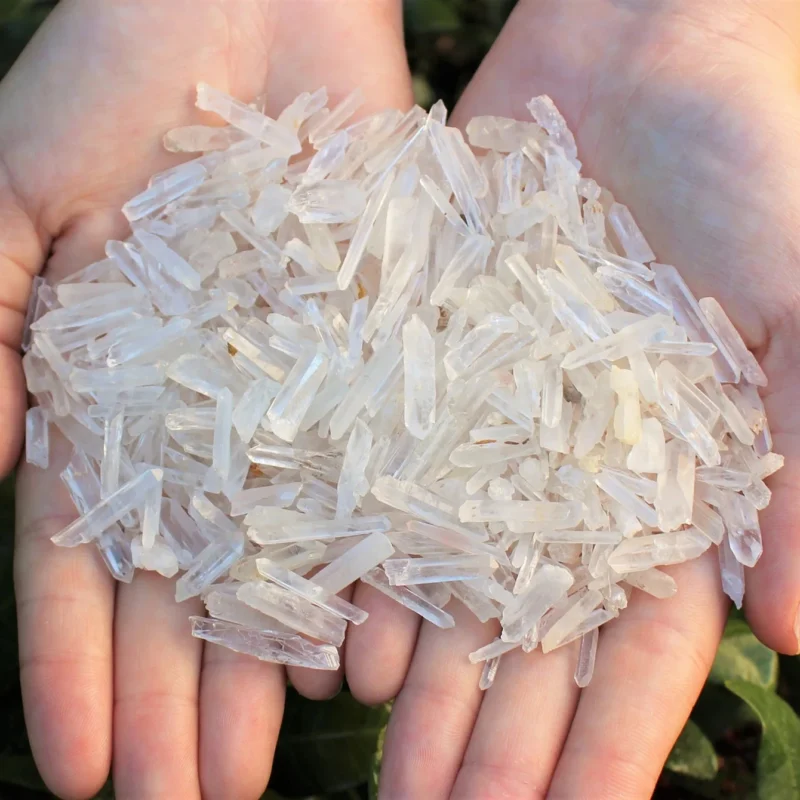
[360, 2, 800, 798]
[3, 2, 411, 798]
[3, 0, 800, 798]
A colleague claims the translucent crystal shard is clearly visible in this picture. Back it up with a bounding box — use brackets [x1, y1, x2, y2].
[526, 95, 578, 166]
[251, 515, 391, 546]
[607, 529, 710, 572]
[541, 356, 563, 428]
[288, 180, 366, 224]
[479, 657, 501, 690]
[718, 536, 745, 609]
[232, 378, 279, 443]
[573, 372, 614, 459]
[191, 616, 339, 670]
[427, 119, 485, 232]
[610, 366, 641, 445]
[52, 469, 163, 547]
[267, 350, 328, 442]
[132, 534, 178, 577]
[595, 470, 658, 528]
[123, 161, 207, 221]
[430, 234, 492, 307]
[402, 315, 436, 439]
[255, 558, 368, 625]
[623, 568, 677, 599]
[329, 340, 402, 440]
[25, 406, 49, 469]
[336, 419, 373, 519]
[541, 589, 603, 653]
[607, 203, 655, 264]
[361, 567, 456, 629]
[236, 580, 347, 646]
[196, 83, 301, 154]
[459, 499, 581, 527]
[336, 171, 393, 289]
[175, 533, 245, 602]
[717, 491, 762, 567]
[469, 638, 520, 664]
[657, 362, 721, 468]
[561, 315, 671, 370]
[383, 555, 496, 585]
[312, 532, 394, 596]
[692, 498, 725, 544]
[163, 125, 244, 152]
[133, 229, 203, 291]
[502, 563, 574, 642]
[308, 87, 364, 145]
[656, 439, 695, 531]
[698, 297, 767, 386]
[626, 417, 666, 473]
[443, 313, 517, 379]
[497, 150, 523, 214]
[140, 471, 164, 549]
[574, 628, 599, 687]
[211, 387, 233, 484]
[651, 263, 739, 382]
[554, 244, 615, 312]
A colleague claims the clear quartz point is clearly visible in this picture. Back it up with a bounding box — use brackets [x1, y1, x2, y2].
[190, 616, 339, 670]
[23, 86, 781, 682]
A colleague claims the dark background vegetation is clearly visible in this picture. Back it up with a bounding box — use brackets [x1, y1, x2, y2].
[1, 1, 799, 797]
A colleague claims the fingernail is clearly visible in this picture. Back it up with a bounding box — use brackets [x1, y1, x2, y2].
[794, 605, 800, 654]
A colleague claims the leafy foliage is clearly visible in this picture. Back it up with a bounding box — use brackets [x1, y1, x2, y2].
[1, 1, 800, 799]
[270, 692, 390, 797]
[665, 721, 719, 781]
[711, 619, 779, 690]
[726, 681, 800, 800]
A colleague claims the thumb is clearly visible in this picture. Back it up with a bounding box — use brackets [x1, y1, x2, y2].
[0, 165, 46, 476]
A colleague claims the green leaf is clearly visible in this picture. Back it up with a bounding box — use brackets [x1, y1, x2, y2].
[367, 708, 390, 800]
[411, 75, 434, 110]
[710, 618, 778, 690]
[726, 679, 800, 800]
[270, 690, 391, 797]
[406, 0, 461, 33]
[665, 720, 718, 780]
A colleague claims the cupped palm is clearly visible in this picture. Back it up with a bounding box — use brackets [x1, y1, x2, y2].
[2, 2, 410, 798]
[358, 3, 800, 798]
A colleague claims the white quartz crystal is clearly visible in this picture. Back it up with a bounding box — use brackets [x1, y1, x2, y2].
[28, 85, 779, 688]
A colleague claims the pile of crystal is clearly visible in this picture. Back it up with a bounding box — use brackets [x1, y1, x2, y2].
[22, 84, 783, 689]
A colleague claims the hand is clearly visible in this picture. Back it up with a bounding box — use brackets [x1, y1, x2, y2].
[344, 2, 800, 797]
[4, 2, 411, 797]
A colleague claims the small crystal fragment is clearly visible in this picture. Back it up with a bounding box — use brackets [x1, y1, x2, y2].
[403, 315, 436, 439]
[25, 407, 49, 469]
[191, 616, 339, 670]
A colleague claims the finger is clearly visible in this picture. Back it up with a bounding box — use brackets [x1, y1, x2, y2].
[112, 573, 203, 799]
[15, 431, 114, 799]
[0, 345, 26, 475]
[284, 583, 352, 700]
[255, 0, 412, 701]
[451, 642, 581, 799]
[346, 583, 420, 705]
[199, 644, 286, 800]
[742, 327, 800, 654]
[549, 550, 727, 799]
[0, 176, 46, 475]
[379, 602, 493, 799]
